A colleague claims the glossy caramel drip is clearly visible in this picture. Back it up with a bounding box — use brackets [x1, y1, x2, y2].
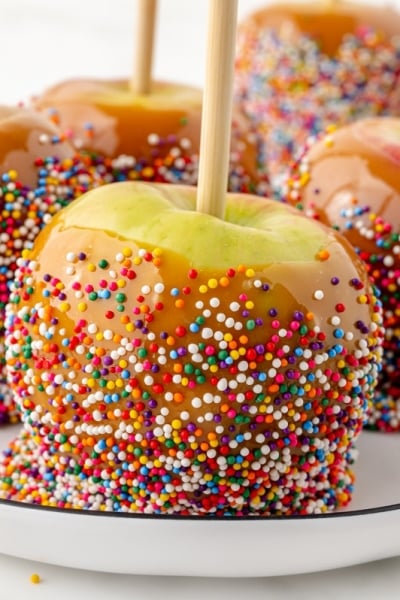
[0, 106, 74, 187]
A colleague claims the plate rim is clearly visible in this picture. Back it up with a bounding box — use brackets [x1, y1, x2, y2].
[0, 496, 399, 520]
[1, 426, 400, 577]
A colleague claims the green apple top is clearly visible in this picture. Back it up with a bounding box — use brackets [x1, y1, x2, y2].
[52, 181, 339, 268]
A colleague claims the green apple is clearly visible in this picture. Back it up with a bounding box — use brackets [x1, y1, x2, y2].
[3, 182, 383, 515]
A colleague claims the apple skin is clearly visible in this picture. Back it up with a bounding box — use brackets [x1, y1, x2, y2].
[284, 117, 400, 431]
[33, 78, 262, 187]
[0, 105, 74, 187]
[3, 182, 383, 515]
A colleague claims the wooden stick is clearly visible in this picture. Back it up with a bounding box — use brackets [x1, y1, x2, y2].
[131, 0, 157, 94]
[196, 0, 239, 219]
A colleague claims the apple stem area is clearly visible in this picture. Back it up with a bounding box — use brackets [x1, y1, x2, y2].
[196, 0, 238, 221]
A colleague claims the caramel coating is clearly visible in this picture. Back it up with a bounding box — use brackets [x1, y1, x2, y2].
[34, 78, 262, 184]
[285, 118, 400, 253]
[0, 105, 74, 187]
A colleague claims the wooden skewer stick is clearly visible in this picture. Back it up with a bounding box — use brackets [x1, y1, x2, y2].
[196, 0, 239, 219]
[131, 0, 158, 94]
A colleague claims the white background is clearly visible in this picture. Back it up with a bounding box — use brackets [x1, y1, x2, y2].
[0, 0, 394, 104]
[1, 0, 400, 598]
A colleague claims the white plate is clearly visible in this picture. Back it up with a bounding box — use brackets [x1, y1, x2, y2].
[0, 425, 399, 578]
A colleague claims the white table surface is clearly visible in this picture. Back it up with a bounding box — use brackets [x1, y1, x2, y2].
[1, 0, 400, 597]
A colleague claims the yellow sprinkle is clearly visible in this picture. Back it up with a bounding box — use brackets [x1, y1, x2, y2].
[123, 247, 132, 257]
[208, 278, 218, 289]
[299, 172, 310, 186]
[87, 263, 96, 272]
[77, 302, 87, 312]
[199, 285, 208, 294]
[30, 574, 41, 585]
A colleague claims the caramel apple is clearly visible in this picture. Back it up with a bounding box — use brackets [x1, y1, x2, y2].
[234, 0, 400, 185]
[0, 105, 76, 424]
[1, 181, 383, 514]
[284, 117, 400, 431]
[33, 78, 265, 192]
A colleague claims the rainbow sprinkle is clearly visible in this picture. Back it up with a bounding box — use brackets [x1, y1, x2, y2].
[234, 24, 400, 187]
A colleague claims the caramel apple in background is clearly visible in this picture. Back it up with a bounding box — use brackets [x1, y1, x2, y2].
[1, 1, 383, 516]
[33, 0, 267, 194]
[0, 105, 75, 425]
[284, 116, 400, 431]
[234, 0, 400, 188]
[33, 79, 265, 193]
